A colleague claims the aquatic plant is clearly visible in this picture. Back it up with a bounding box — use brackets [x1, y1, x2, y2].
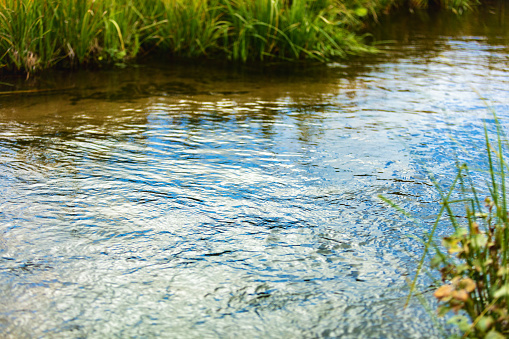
[381, 111, 509, 338]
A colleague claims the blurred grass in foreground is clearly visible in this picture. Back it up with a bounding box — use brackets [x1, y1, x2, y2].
[381, 108, 509, 338]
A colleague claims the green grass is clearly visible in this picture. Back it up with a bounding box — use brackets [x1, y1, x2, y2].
[0, 0, 372, 73]
[0, 0, 481, 74]
[0, 0, 144, 72]
[381, 110, 509, 338]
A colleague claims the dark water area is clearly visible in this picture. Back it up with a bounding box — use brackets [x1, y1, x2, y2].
[1, 6, 509, 338]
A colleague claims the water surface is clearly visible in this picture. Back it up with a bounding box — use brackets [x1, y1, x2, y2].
[1, 6, 509, 338]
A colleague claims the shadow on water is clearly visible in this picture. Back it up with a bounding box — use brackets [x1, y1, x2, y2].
[0, 6, 509, 339]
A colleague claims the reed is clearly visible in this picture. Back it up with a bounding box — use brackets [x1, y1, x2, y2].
[0, 0, 481, 73]
[381, 110, 509, 338]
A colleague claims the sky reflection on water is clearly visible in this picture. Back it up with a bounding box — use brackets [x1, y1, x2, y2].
[1, 7, 509, 339]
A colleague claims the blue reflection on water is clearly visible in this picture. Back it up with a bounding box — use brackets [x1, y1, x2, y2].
[0, 9, 509, 338]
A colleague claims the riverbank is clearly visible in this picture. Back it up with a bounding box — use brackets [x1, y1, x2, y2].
[0, 0, 481, 75]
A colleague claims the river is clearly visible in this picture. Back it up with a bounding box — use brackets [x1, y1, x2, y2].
[1, 5, 508, 338]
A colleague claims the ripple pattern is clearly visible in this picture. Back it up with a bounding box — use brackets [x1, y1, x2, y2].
[1, 9, 509, 338]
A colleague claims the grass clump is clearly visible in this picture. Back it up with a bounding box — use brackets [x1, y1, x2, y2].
[216, 0, 373, 62]
[0, 0, 375, 74]
[381, 111, 509, 338]
[0, 0, 482, 74]
[0, 0, 147, 74]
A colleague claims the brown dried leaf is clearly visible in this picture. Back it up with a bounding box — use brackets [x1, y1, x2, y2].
[452, 289, 469, 302]
[434, 285, 454, 300]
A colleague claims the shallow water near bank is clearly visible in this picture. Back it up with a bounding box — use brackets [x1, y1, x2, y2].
[1, 7, 509, 338]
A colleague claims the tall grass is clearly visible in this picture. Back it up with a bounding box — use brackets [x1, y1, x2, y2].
[0, 0, 370, 73]
[381, 111, 509, 338]
[0, 0, 149, 73]
[0, 0, 481, 74]
[217, 0, 374, 62]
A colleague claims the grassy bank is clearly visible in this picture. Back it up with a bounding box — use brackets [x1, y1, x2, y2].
[0, 0, 480, 74]
[0, 0, 374, 74]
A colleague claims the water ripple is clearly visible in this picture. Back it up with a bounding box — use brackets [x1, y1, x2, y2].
[1, 9, 509, 338]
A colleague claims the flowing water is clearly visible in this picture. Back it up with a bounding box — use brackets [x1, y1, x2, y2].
[1, 7, 509, 339]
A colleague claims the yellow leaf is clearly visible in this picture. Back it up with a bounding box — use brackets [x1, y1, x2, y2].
[493, 284, 509, 299]
[485, 330, 506, 339]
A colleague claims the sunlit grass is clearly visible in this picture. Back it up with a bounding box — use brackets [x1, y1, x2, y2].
[0, 0, 373, 73]
[0, 0, 480, 74]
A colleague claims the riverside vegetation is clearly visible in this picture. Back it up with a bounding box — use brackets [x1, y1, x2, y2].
[381, 110, 509, 338]
[0, 0, 480, 74]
